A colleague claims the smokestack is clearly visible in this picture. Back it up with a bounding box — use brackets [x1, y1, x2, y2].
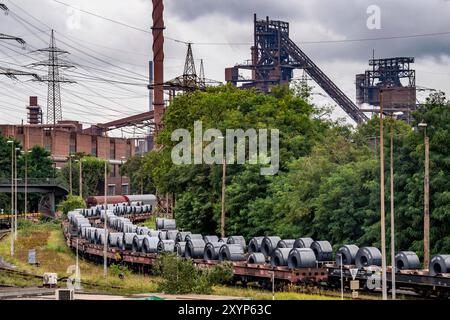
[27, 96, 42, 125]
[152, 0, 165, 132]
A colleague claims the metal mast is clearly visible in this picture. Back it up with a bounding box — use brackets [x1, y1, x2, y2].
[199, 59, 206, 89]
[182, 43, 197, 88]
[32, 30, 75, 125]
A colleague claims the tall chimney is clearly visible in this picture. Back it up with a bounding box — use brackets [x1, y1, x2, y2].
[27, 96, 42, 125]
[152, 0, 165, 132]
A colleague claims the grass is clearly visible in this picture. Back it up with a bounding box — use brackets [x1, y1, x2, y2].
[212, 285, 340, 300]
[0, 220, 159, 295]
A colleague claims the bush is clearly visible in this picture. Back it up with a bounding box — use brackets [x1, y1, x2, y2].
[207, 262, 234, 285]
[155, 253, 234, 295]
[58, 195, 86, 215]
[109, 263, 131, 278]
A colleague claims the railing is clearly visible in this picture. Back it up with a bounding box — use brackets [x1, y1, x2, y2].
[0, 178, 64, 186]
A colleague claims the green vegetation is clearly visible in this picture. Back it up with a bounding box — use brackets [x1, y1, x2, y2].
[58, 154, 111, 197]
[154, 253, 234, 294]
[123, 85, 450, 258]
[0, 139, 55, 213]
[58, 195, 86, 216]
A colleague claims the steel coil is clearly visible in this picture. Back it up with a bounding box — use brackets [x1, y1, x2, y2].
[108, 232, 123, 247]
[429, 254, 450, 276]
[166, 230, 179, 241]
[336, 245, 359, 266]
[395, 251, 421, 271]
[204, 235, 219, 244]
[204, 242, 223, 260]
[132, 235, 147, 252]
[247, 252, 266, 264]
[248, 237, 264, 253]
[261, 236, 281, 257]
[142, 236, 159, 253]
[271, 248, 291, 267]
[175, 242, 187, 257]
[157, 240, 175, 253]
[185, 234, 203, 241]
[293, 237, 314, 248]
[175, 231, 191, 243]
[219, 237, 228, 243]
[148, 230, 161, 238]
[227, 236, 247, 251]
[158, 231, 167, 240]
[219, 244, 246, 262]
[311, 241, 333, 261]
[123, 233, 137, 250]
[116, 236, 125, 250]
[185, 239, 206, 259]
[355, 247, 382, 268]
[288, 248, 317, 269]
[277, 239, 295, 249]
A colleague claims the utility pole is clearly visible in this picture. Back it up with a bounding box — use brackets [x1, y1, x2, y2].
[219, 136, 226, 238]
[418, 122, 430, 268]
[7, 140, 14, 256]
[103, 161, 108, 278]
[379, 90, 388, 300]
[390, 119, 396, 300]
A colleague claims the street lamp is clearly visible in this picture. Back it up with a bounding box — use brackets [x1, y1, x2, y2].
[69, 154, 75, 196]
[218, 136, 226, 239]
[389, 111, 402, 300]
[103, 160, 108, 278]
[120, 156, 126, 195]
[7, 140, 14, 256]
[418, 121, 430, 270]
[75, 159, 84, 198]
[14, 147, 20, 240]
[379, 90, 388, 300]
[21, 150, 31, 217]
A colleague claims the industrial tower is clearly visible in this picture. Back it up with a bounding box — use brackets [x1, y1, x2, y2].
[226, 15, 368, 124]
[32, 30, 75, 125]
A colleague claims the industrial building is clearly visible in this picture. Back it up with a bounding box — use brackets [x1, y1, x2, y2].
[0, 96, 136, 196]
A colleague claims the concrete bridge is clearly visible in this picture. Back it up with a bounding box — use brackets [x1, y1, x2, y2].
[0, 178, 69, 216]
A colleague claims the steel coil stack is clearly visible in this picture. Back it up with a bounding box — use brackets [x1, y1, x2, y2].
[288, 248, 317, 269]
[293, 237, 314, 249]
[261, 236, 281, 257]
[336, 245, 359, 266]
[219, 244, 246, 262]
[355, 247, 382, 268]
[429, 255, 450, 276]
[311, 241, 333, 261]
[277, 239, 295, 249]
[395, 251, 421, 271]
[157, 240, 175, 253]
[247, 252, 266, 264]
[227, 236, 247, 251]
[248, 237, 264, 253]
[143, 236, 159, 253]
[204, 242, 223, 260]
[271, 248, 291, 267]
[185, 239, 206, 259]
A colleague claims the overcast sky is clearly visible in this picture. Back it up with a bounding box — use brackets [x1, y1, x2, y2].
[1, 0, 450, 136]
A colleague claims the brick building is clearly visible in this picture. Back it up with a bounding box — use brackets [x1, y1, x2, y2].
[0, 98, 137, 196]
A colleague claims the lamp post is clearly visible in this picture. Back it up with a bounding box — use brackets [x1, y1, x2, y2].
[389, 112, 402, 300]
[103, 160, 108, 278]
[218, 136, 226, 239]
[21, 150, 31, 217]
[77, 159, 83, 198]
[120, 156, 126, 195]
[69, 154, 75, 196]
[379, 90, 388, 300]
[7, 140, 14, 256]
[14, 147, 19, 240]
[418, 122, 429, 269]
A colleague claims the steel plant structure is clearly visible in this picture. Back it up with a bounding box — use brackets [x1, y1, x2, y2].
[226, 15, 369, 124]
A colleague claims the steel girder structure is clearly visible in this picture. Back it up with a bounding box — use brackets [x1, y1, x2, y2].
[228, 15, 368, 124]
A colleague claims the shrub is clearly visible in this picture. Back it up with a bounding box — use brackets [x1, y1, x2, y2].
[58, 195, 86, 215]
